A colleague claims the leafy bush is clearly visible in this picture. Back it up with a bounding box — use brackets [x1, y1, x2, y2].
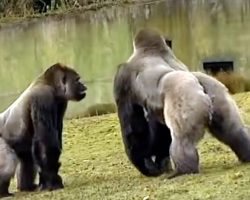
[0, 0, 132, 17]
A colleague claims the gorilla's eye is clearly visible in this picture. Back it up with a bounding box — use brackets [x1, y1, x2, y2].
[75, 76, 80, 82]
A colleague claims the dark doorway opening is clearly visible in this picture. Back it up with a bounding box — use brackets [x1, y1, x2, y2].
[203, 60, 234, 75]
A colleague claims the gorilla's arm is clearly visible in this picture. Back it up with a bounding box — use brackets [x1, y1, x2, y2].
[31, 95, 63, 190]
[114, 64, 167, 176]
[147, 115, 172, 171]
[117, 100, 167, 176]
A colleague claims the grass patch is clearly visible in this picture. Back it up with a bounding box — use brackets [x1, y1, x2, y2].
[8, 92, 250, 200]
[70, 103, 116, 118]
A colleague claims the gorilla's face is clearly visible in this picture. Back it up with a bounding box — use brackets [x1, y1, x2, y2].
[43, 63, 87, 101]
[63, 70, 87, 101]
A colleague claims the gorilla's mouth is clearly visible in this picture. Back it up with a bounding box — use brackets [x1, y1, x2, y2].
[77, 90, 86, 100]
[80, 91, 86, 98]
[76, 84, 87, 101]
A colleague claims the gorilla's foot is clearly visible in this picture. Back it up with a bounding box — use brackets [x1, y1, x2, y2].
[158, 157, 172, 173]
[19, 183, 38, 192]
[39, 175, 64, 191]
[39, 183, 64, 191]
[0, 192, 14, 198]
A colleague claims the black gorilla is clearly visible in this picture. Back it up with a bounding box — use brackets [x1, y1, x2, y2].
[0, 63, 87, 197]
[114, 28, 250, 178]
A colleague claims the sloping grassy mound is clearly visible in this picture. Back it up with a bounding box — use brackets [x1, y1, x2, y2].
[9, 92, 250, 200]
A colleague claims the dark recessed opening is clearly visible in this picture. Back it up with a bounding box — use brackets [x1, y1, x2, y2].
[203, 61, 234, 75]
[165, 39, 172, 49]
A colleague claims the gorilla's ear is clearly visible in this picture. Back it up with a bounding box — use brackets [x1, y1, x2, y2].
[58, 70, 67, 96]
[43, 63, 67, 96]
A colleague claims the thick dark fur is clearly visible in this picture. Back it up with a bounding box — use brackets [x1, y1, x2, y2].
[114, 28, 250, 178]
[0, 63, 87, 197]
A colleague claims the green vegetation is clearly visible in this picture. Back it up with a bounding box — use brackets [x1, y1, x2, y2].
[0, 0, 152, 25]
[7, 92, 250, 200]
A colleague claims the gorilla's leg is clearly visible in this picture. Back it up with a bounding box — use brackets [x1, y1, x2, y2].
[168, 137, 199, 178]
[194, 72, 250, 162]
[0, 180, 13, 198]
[208, 110, 250, 162]
[0, 138, 18, 197]
[16, 152, 37, 191]
[0, 156, 13, 197]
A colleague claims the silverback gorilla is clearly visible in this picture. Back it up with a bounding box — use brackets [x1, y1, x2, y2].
[0, 63, 87, 197]
[113, 28, 250, 178]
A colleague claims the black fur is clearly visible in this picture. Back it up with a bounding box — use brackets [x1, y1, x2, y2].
[16, 151, 37, 191]
[0, 180, 13, 198]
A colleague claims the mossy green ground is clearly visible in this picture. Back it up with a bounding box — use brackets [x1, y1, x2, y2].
[8, 92, 250, 200]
